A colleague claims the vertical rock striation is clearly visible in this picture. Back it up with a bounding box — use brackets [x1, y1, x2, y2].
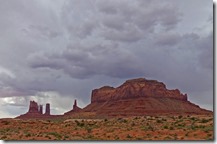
[83, 78, 211, 117]
[91, 78, 187, 103]
[16, 101, 54, 119]
[45, 103, 50, 115]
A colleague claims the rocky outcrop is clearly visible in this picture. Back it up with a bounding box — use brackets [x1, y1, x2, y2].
[44, 104, 50, 115]
[17, 99, 82, 119]
[39, 105, 43, 114]
[83, 78, 211, 117]
[91, 78, 187, 103]
[73, 100, 82, 112]
[16, 78, 212, 119]
[64, 100, 82, 115]
[28, 101, 40, 114]
[16, 101, 56, 119]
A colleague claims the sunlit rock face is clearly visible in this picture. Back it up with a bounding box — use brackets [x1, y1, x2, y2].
[91, 78, 187, 103]
[83, 78, 211, 117]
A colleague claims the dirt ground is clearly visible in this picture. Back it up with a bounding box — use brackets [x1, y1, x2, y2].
[0, 115, 213, 140]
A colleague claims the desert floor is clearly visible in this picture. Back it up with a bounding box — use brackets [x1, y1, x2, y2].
[0, 115, 213, 140]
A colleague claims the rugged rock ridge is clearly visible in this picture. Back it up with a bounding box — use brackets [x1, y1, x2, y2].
[45, 103, 50, 115]
[28, 101, 41, 114]
[91, 78, 187, 103]
[16, 101, 54, 119]
[27, 101, 50, 115]
[83, 78, 211, 117]
[17, 99, 82, 119]
[16, 78, 212, 119]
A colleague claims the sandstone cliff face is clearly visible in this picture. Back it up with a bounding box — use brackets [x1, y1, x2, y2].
[83, 78, 211, 117]
[16, 78, 212, 119]
[28, 101, 40, 113]
[44, 103, 50, 115]
[91, 78, 187, 103]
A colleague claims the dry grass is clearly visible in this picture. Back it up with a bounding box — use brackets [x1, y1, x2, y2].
[0, 115, 213, 140]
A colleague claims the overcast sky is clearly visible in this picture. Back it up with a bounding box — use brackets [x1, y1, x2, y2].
[0, 0, 213, 118]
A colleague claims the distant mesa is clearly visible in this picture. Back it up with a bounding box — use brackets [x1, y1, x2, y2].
[90, 78, 188, 103]
[16, 78, 212, 119]
[83, 78, 211, 117]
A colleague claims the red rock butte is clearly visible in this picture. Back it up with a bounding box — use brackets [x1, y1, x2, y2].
[16, 101, 55, 119]
[16, 78, 212, 119]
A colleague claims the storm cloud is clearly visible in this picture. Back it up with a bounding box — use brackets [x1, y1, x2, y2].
[0, 0, 213, 117]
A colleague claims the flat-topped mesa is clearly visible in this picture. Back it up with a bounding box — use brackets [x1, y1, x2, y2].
[91, 86, 115, 103]
[91, 78, 187, 103]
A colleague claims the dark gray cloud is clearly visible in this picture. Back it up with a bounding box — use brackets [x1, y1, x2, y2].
[97, 0, 182, 42]
[28, 43, 143, 79]
[23, 25, 61, 40]
[154, 33, 181, 46]
[0, 0, 213, 117]
[197, 32, 213, 70]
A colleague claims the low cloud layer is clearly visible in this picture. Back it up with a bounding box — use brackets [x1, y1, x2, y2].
[0, 0, 213, 118]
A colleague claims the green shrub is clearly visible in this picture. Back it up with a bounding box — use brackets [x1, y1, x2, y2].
[203, 126, 213, 133]
[117, 118, 122, 121]
[45, 135, 51, 139]
[164, 136, 171, 140]
[169, 126, 174, 130]
[190, 117, 195, 121]
[162, 118, 167, 121]
[117, 118, 127, 123]
[193, 134, 197, 137]
[86, 127, 92, 133]
[126, 134, 132, 138]
[75, 120, 85, 127]
[131, 122, 135, 127]
[1, 136, 7, 139]
[200, 119, 209, 123]
[25, 133, 31, 137]
[123, 119, 127, 123]
[198, 125, 205, 129]
[134, 117, 139, 120]
[79, 122, 85, 127]
[142, 125, 154, 131]
[163, 125, 168, 129]
[47, 132, 62, 139]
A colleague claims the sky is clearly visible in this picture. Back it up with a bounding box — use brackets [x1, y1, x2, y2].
[0, 0, 213, 118]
